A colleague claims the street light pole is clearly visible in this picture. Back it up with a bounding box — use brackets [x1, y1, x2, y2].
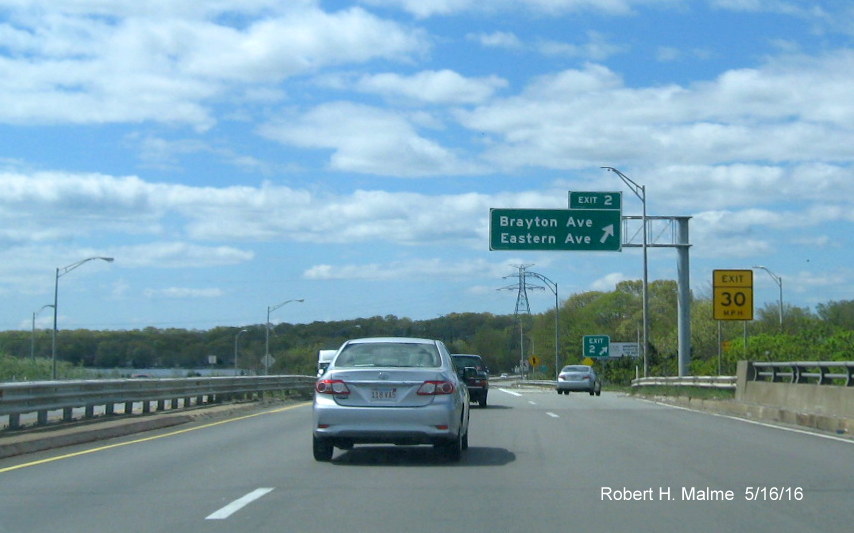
[264, 298, 304, 375]
[234, 328, 248, 375]
[753, 265, 783, 331]
[602, 167, 649, 376]
[52, 256, 114, 380]
[31, 304, 55, 360]
[527, 271, 559, 379]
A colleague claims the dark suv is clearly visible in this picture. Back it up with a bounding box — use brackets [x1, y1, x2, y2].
[451, 354, 489, 408]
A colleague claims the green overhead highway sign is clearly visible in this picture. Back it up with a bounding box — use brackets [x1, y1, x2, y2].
[569, 191, 622, 211]
[489, 208, 622, 252]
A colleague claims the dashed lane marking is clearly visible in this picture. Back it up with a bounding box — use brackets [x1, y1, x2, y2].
[206, 488, 275, 520]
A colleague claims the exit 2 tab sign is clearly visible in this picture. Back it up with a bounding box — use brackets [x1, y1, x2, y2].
[569, 191, 622, 211]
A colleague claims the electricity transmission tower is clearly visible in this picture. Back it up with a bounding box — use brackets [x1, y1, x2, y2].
[498, 264, 544, 377]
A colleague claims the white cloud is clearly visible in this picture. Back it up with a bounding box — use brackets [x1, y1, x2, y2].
[303, 257, 513, 281]
[456, 51, 854, 170]
[468, 31, 523, 50]
[351, 70, 507, 104]
[591, 272, 629, 291]
[143, 287, 225, 299]
[469, 30, 623, 61]
[536, 32, 625, 61]
[0, 3, 427, 129]
[643, 163, 854, 214]
[257, 102, 484, 176]
[359, 0, 650, 18]
[113, 242, 254, 268]
[3, 168, 848, 261]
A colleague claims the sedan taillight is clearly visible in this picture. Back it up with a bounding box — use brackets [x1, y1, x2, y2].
[316, 379, 350, 395]
[417, 381, 455, 395]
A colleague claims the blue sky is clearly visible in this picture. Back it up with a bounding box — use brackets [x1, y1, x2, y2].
[1, 0, 853, 332]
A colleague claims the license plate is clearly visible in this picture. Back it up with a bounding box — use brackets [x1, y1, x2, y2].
[371, 388, 397, 401]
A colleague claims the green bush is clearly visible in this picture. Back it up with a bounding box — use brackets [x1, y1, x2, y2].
[0, 354, 88, 382]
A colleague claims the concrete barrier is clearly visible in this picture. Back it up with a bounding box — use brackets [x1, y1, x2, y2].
[736, 361, 854, 419]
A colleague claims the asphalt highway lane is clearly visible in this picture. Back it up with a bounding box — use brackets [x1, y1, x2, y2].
[1, 389, 852, 533]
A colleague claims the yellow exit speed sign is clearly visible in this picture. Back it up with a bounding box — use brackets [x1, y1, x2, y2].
[713, 269, 753, 321]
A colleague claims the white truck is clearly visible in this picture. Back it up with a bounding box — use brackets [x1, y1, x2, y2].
[317, 349, 337, 377]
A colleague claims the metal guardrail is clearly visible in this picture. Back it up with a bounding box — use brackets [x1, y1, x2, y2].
[0, 375, 316, 430]
[631, 376, 737, 389]
[510, 379, 556, 388]
[632, 362, 854, 389]
[748, 361, 854, 386]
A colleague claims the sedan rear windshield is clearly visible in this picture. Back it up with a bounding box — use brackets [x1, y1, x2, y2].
[335, 342, 441, 368]
[452, 356, 484, 371]
[562, 366, 590, 372]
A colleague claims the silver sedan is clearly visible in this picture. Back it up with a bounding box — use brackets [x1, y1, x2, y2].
[556, 364, 602, 396]
[312, 337, 471, 462]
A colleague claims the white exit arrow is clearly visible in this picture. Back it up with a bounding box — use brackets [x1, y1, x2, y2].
[600, 224, 614, 243]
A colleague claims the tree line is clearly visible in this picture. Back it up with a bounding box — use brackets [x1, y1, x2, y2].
[1, 280, 852, 383]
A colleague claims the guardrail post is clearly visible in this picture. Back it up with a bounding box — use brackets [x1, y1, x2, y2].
[794, 363, 805, 384]
[819, 365, 831, 385]
[9, 413, 21, 430]
[770, 365, 781, 383]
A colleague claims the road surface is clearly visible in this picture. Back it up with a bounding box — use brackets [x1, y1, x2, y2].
[1, 388, 851, 533]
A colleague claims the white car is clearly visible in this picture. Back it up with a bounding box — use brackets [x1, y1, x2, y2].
[557, 365, 602, 396]
[312, 337, 471, 462]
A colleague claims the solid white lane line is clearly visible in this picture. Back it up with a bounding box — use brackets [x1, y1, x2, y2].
[528, 401, 537, 405]
[637, 398, 854, 445]
[206, 488, 275, 520]
[498, 388, 522, 397]
[546, 412, 559, 418]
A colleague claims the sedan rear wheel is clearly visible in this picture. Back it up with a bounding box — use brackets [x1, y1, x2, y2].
[313, 436, 333, 462]
[437, 431, 463, 462]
